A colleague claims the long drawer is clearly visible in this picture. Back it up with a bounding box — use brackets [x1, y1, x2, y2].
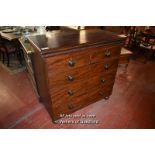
[90, 57, 119, 75]
[48, 65, 91, 88]
[46, 50, 90, 73]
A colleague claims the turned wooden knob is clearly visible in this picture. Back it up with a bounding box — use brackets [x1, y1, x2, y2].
[101, 79, 105, 83]
[68, 60, 75, 67]
[67, 90, 74, 96]
[104, 64, 109, 70]
[105, 50, 111, 57]
[68, 104, 74, 110]
[67, 75, 74, 81]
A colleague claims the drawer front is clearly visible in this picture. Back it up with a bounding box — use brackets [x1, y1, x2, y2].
[46, 50, 90, 73]
[90, 45, 121, 63]
[50, 80, 88, 103]
[85, 86, 113, 104]
[90, 58, 119, 75]
[48, 65, 91, 88]
[100, 71, 116, 87]
[86, 71, 116, 89]
[52, 91, 89, 119]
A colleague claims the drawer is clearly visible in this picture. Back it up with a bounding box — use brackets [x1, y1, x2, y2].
[48, 65, 91, 88]
[46, 50, 90, 73]
[90, 58, 119, 75]
[100, 72, 116, 87]
[85, 86, 113, 104]
[90, 45, 121, 63]
[86, 71, 116, 89]
[50, 79, 88, 103]
[52, 91, 88, 119]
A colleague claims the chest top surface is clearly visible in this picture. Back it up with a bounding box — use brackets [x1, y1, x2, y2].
[28, 29, 125, 56]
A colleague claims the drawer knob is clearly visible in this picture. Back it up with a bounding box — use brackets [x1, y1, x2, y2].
[105, 50, 111, 57]
[67, 75, 74, 81]
[101, 79, 105, 83]
[68, 104, 74, 110]
[68, 90, 74, 96]
[104, 64, 109, 70]
[68, 60, 75, 67]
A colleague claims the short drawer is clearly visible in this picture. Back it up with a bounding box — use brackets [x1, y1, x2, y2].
[90, 57, 119, 75]
[100, 72, 116, 87]
[46, 50, 90, 73]
[86, 71, 116, 88]
[85, 87, 113, 104]
[90, 45, 121, 63]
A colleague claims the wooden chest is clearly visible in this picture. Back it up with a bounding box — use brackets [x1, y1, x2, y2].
[28, 30, 125, 121]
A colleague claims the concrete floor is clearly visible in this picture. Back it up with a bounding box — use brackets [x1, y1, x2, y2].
[0, 59, 155, 129]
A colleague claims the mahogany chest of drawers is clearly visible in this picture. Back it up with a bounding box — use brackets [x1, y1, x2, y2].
[28, 30, 125, 121]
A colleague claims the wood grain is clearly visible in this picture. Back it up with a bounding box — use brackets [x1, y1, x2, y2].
[28, 29, 125, 121]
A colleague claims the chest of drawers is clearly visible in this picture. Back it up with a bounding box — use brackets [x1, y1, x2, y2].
[28, 30, 125, 121]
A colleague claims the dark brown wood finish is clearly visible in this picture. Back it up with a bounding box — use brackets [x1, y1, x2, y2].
[28, 29, 124, 55]
[28, 29, 125, 121]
